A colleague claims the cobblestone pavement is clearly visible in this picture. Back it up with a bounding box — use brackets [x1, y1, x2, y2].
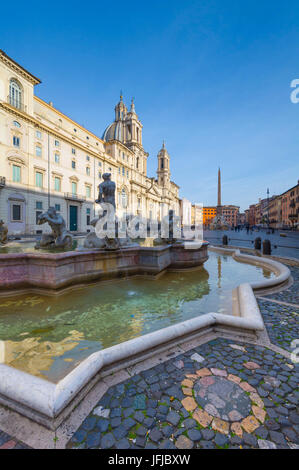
[0, 431, 30, 449]
[67, 338, 299, 450]
[258, 300, 299, 352]
[263, 266, 299, 305]
[1, 261, 298, 450]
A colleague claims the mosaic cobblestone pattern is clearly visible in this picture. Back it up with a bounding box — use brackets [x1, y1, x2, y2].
[68, 338, 299, 449]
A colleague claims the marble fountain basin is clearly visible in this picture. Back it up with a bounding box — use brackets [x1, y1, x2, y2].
[0, 242, 291, 429]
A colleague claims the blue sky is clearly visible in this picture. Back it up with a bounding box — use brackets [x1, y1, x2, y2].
[1, 0, 299, 211]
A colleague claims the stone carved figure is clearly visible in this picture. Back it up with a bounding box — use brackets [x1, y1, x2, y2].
[35, 207, 73, 249]
[0, 220, 8, 244]
[84, 173, 132, 250]
[96, 173, 116, 208]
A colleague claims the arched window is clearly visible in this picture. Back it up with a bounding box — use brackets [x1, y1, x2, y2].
[121, 188, 127, 208]
[9, 79, 22, 109]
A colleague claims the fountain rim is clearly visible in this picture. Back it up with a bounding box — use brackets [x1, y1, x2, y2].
[0, 248, 291, 430]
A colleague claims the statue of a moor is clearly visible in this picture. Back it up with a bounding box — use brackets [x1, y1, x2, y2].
[0, 220, 8, 244]
[35, 207, 73, 249]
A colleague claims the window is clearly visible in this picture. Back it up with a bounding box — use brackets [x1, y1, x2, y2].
[13, 136, 20, 147]
[121, 188, 127, 208]
[74, 128, 77, 133]
[55, 153, 60, 163]
[123, 152, 125, 160]
[36, 130, 42, 139]
[72, 148, 76, 155]
[54, 177, 61, 191]
[9, 79, 22, 109]
[72, 160, 76, 169]
[35, 172, 43, 188]
[71, 181, 77, 194]
[98, 161, 102, 167]
[86, 167, 90, 176]
[98, 172, 102, 179]
[36, 145, 42, 157]
[86, 208, 91, 225]
[136, 157, 139, 169]
[12, 204, 21, 221]
[13, 121, 21, 128]
[55, 204, 61, 212]
[122, 166, 125, 176]
[161, 158, 164, 169]
[118, 167, 120, 174]
[12, 165, 21, 182]
[36, 211, 42, 224]
[127, 170, 129, 178]
[55, 140, 60, 147]
[86, 136, 89, 140]
[86, 186, 91, 198]
[36, 201, 43, 209]
[86, 155, 90, 161]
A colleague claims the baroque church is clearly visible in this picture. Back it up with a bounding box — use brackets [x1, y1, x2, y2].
[0, 50, 180, 235]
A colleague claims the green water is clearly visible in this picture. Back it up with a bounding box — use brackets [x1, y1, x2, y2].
[0, 252, 274, 383]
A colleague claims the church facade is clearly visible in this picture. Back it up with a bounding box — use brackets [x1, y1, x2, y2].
[0, 50, 180, 235]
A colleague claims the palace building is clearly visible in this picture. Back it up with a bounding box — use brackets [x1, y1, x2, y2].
[0, 50, 180, 235]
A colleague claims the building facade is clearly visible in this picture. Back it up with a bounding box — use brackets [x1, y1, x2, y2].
[245, 181, 299, 229]
[202, 206, 217, 227]
[0, 51, 180, 235]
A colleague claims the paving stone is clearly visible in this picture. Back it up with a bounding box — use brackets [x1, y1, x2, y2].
[269, 430, 288, 446]
[113, 425, 127, 440]
[175, 435, 194, 449]
[214, 433, 229, 447]
[86, 432, 101, 448]
[100, 433, 116, 449]
[136, 425, 147, 437]
[258, 439, 277, 449]
[114, 438, 130, 449]
[187, 429, 202, 441]
[166, 410, 180, 426]
[72, 429, 87, 443]
[182, 418, 197, 430]
[149, 428, 162, 442]
[242, 432, 257, 447]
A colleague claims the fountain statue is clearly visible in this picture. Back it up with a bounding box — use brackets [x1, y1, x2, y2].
[84, 173, 132, 250]
[0, 220, 8, 245]
[154, 210, 182, 245]
[35, 207, 73, 249]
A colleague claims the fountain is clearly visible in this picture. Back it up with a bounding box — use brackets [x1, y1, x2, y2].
[35, 207, 73, 250]
[84, 173, 134, 250]
[0, 220, 8, 245]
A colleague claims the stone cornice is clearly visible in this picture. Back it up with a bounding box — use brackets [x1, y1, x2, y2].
[0, 101, 118, 169]
[0, 50, 41, 85]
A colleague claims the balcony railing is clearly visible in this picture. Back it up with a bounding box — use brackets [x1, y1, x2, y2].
[0, 176, 6, 188]
[64, 192, 86, 202]
[7, 95, 27, 113]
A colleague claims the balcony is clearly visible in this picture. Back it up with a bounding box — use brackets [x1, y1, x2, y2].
[64, 192, 86, 202]
[7, 95, 27, 113]
[0, 176, 6, 188]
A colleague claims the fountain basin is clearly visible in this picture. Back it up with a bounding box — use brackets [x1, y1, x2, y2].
[0, 246, 291, 430]
[0, 242, 209, 295]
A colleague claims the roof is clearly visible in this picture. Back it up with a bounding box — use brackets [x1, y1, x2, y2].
[0, 50, 41, 85]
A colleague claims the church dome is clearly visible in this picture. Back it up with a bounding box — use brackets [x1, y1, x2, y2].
[101, 120, 125, 142]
